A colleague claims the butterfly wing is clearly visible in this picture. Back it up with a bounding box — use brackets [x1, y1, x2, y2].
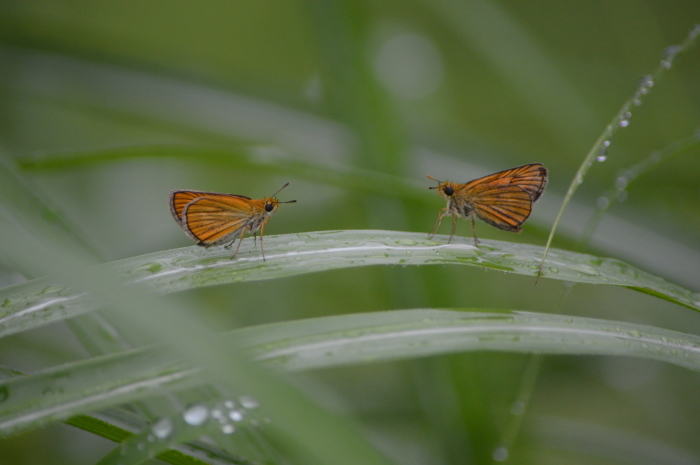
[461, 163, 548, 232]
[177, 193, 259, 246]
[169, 190, 252, 224]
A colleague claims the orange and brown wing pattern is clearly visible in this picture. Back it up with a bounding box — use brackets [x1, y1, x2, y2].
[181, 195, 262, 246]
[463, 163, 548, 232]
[470, 186, 534, 232]
[169, 190, 252, 224]
[463, 163, 548, 203]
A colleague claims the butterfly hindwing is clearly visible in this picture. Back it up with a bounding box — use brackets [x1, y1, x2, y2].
[470, 186, 533, 232]
[181, 195, 261, 245]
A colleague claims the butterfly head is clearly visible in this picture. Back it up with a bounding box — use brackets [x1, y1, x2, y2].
[265, 182, 297, 214]
[427, 176, 457, 200]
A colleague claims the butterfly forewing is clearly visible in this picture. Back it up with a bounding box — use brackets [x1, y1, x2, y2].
[465, 164, 547, 232]
[169, 190, 252, 224]
[464, 163, 548, 202]
[182, 196, 260, 245]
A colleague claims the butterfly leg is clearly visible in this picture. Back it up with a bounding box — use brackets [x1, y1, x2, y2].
[230, 228, 249, 260]
[448, 215, 457, 244]
[224, 239, 236, 249]
[259, 224, 266, 262]
[429, 208, 448, 239]
[470, 214, 479, 246]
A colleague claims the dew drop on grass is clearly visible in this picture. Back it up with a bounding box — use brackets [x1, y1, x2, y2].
[661, 45, 682, 69]
[493, 446, 509, 462]
[222, 424, 235, 434]
[615, 177, 628, 190]
[597, 197, 610, 210]
[183, 404, 208, 425]
[239, 395, 260, 410]
[618, 119, 629, 128]
[229, 409, 245, 422]
[151, 418, 173, 439]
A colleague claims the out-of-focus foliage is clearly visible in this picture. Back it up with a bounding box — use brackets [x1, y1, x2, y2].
[0, 1, 699, 464]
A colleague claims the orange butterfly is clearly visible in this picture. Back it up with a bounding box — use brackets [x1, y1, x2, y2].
[428, 163, 548, 245]
[169, 183, 296, 260]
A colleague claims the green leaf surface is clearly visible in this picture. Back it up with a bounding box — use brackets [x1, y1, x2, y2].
[0, 230, 698, 341]
[3, 309, 699, 437]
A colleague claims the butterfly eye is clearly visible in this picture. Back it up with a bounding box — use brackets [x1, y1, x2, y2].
[443, 186, 454, 196]
[265, 203, 274, 212]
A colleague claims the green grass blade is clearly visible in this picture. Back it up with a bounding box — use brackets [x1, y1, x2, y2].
[1, 231, 698, 341]
[16, 144, 427, 203]
[537, 25, 700, 278]
[3, 308, 699, 437]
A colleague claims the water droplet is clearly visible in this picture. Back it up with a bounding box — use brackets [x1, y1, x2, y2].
[239, 395, 259, 410]
[547, 267, 559, 274]
[568, 264, 600, 276]
[151, 418, 173, 439]
[603, 140, 611, 147]
[692, 24, 700, 38]
[493, 446, 509, 462]
[597, 196, 610, 210]
[395, 239, 418, 246]
[661, 45, 682, 69]
[597, 147, 607, 162]
[510, 401, 525, 415]
[211, 408, 224, 419]
[222, 424, 236, 434]
[639, 75, 654, 93]
[229, 409, 245, 422]
[183, 404, 209, 425]
[633, 98, 642, 106]
[224, 400, 235, 409]
[615, 177, 628, 190]
[618, 119, 629, 128]
[628, 330, 641, 338]
[624, 111, 632, 118]
[616, 190, 628, 202]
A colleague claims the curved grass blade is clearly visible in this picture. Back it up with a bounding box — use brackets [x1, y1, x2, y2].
[3, 308, 700, 437]
[537, 25, 700, 279]
[1, 230, 699, 341]
[17, 144, 428, 204]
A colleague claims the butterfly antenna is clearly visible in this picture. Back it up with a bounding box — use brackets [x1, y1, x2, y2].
[270, 182, 290, 198]
[427, 175, 441, 189]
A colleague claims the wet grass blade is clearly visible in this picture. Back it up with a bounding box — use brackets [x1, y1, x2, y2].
[3, 308, 700, 437]
[1, 230, 698, 341]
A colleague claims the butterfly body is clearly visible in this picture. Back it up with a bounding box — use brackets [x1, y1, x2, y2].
[169, 184, 295, 260]
[429, 163, 548, 244]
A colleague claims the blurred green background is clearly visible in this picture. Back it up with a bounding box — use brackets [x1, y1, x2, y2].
[1, 1, 699, 464]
